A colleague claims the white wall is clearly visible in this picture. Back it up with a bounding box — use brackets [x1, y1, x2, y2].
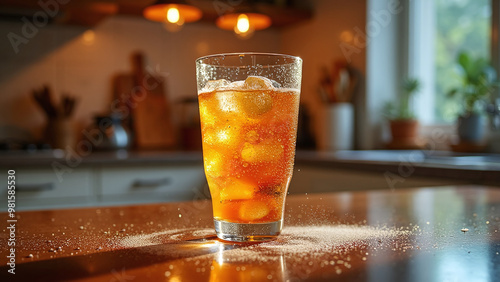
[0, 15, 281, 140]
[280, 0, 367, 150]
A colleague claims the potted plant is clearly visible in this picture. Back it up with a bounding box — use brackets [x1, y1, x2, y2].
[384, 77, 422, 149]
[448, 51, 498, 144]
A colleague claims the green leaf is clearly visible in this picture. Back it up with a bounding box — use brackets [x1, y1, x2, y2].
[447, 89, 458, 97]
[457, 52, 471, 73]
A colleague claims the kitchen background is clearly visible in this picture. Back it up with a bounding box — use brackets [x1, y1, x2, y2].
[0, 0, 367, 151]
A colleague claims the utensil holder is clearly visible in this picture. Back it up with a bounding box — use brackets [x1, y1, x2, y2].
[325, 103, 354, 151]
[45, 118, 75, 149]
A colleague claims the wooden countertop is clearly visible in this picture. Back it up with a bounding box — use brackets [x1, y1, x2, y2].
[1, 185, 499, 281]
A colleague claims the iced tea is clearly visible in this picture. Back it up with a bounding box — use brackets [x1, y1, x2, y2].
[198, 76, 299, 225]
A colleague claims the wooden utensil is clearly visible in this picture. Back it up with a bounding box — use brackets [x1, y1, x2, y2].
[113, 52, 176, 150]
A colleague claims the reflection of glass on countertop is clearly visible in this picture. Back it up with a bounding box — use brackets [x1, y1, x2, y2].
[210, 243, 285, 282]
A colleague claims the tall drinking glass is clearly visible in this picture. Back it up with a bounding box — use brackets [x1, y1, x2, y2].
[196, 53, 302, 242]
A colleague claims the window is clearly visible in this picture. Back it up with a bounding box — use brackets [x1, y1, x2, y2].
[410, 0, 491, 124]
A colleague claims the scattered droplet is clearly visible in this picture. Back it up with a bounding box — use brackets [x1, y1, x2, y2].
[165, 271, 171, 277]
[79, 226, 84, 230]
[27, 254, 33, 258]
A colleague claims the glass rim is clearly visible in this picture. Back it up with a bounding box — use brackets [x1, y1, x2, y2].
[196, 52, 302, 65]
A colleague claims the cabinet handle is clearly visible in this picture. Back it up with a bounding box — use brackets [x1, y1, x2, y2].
[17, 183, 55, 192]
[132, 178, 170, 188]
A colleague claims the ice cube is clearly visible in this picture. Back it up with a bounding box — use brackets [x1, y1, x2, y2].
[220, 179, 255, 201]
[204, 150, 224, 178]
[199, 102, 216, 126]
[202, 79, 230, 92]
[202, 128, 216, 145]
[270, 79, 281, 88]
[244, 76, 274, 90]
[240, 92, 273, 117]
[225, 80, 245, 90]
[215, 125, 240, 147]
[217, 92, 239, 112]
[241, 142, 284, 163]
[239, 200, 270, 221]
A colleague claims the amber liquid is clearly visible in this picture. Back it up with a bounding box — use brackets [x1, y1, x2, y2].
[198, 88, 300, 224]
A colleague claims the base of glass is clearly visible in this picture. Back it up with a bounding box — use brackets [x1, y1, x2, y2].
[214, 219, 283, 242]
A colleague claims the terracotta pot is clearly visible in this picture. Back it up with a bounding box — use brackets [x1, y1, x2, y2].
[389, 119, 419, 143]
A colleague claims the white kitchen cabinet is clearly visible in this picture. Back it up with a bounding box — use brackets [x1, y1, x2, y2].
[1, 164, 208, 211]
[1, 168, 95, 210]
[98, 165, 207, 205]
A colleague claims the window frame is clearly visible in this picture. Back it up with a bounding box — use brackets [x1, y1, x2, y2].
[406, 0, 496, 126]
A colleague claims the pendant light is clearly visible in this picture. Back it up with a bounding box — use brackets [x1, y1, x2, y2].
[216, 4, 271, 39]
[143, 0, 202, 32]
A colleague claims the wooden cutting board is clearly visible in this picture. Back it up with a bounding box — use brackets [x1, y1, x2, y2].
[113, 52, 176, 149]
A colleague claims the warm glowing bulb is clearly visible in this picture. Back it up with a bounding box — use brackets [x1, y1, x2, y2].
[166, 7, 180, 23]
[236, 14, 250, 33]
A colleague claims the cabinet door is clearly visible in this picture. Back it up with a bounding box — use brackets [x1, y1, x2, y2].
[99, 165, 208, 205]
[1, 168, 94, 210]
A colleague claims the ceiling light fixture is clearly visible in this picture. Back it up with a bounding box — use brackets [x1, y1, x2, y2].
[216, 6, 271, 39]
[143, 0, 202, 32]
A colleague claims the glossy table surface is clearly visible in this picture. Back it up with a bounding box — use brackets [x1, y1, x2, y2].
[1, 185, 499, 281]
